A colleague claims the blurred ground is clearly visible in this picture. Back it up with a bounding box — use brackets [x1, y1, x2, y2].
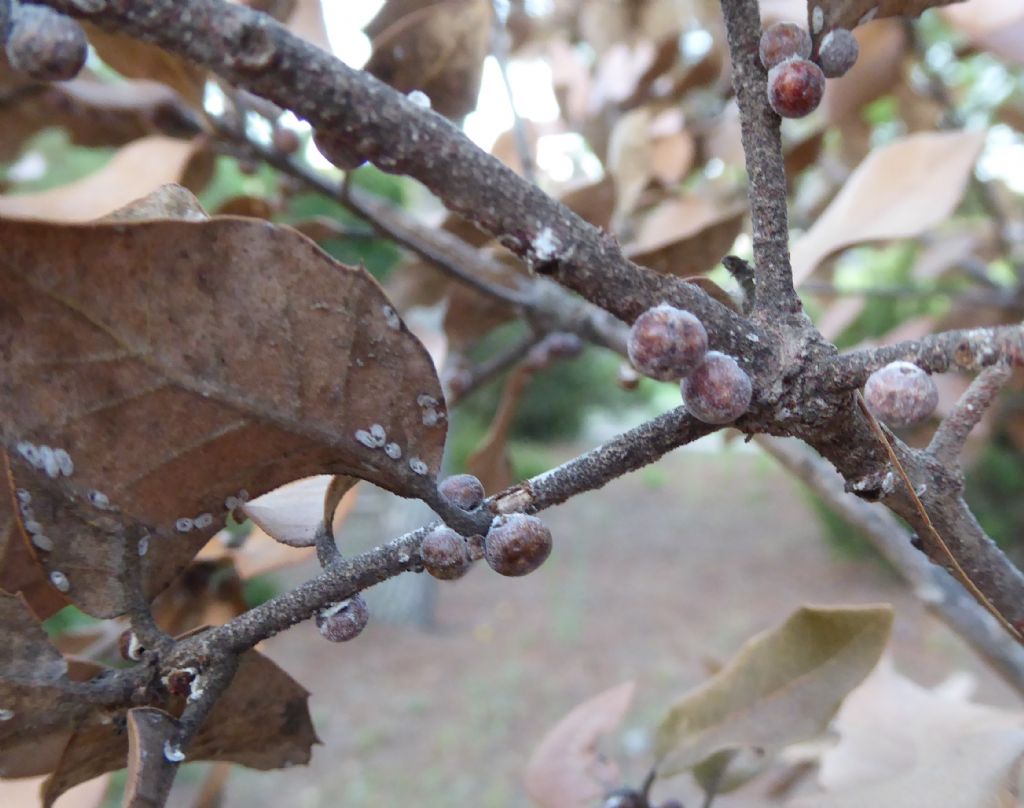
[174, 442, 1020, 807]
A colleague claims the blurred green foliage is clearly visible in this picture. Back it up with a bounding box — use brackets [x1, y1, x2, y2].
[965, 428, 1024, 563]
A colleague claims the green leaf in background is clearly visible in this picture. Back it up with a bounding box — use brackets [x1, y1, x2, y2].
[653, 604, 893, 787]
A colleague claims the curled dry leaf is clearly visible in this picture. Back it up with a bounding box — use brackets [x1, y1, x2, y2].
[80, 22, 207, 109]
[0, 136, 212, 223]
[789, 729, 1024, 808]
[40, 648, 318, 806]
[816, 659, 1024, 792]
[0, 186, 446, 618]
[626, 195, 746, 278]
[791, 130, 985, 286]
[524, 681, 635, 808]
[807, 0, 966, 41]
[364, 0, 492, 120]
[653, 605, 893, 784]
[241, 474, 358, 547]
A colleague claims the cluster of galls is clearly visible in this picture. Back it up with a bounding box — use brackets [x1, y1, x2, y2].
[423, 473, 554, 580]
[3, 4, 88, 82]
[760, 22, 860, 119]
[628, 304, 753, 424]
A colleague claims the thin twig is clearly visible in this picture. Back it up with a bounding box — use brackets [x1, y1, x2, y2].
[490, 1, 536, 183]
[445, 329, 544, 405]
[823, 324, 1024, 390]
[718, 0, 800, 316]
[929, 363, 1013, 465]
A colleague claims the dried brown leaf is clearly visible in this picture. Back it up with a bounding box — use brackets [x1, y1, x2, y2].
[524, 681, 635, 808]
[791, 130, 984, 285]
[0, 188, 446, 618]
[627, 195, 746, 277]
[0, 593, 106, 779]
[41, 648, 317, 806]
[365, 0, 492, 120]
[807, 0, 966, 39]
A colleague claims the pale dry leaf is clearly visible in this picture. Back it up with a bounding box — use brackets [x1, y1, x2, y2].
[80, 23, 206, 109]
[789, 728, 1024, 808]
[817, 659, 1024, 791]
[525, 681, 636, 808]
[241, 475, 358, 548]
[608, 107, 657, 222]
[285, 0, 331, 51]
[627, 195, 746, 277]
[0, 137, 211, 223]
[943, 0, 1024, 66]
[0, 774, 110, 808]
[791, 129, 985, 285]
[654, 604, 893, 780]
[0, 187, 445, 618]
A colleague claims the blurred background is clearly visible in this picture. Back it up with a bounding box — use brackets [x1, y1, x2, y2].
[3, 0, 1024, 805]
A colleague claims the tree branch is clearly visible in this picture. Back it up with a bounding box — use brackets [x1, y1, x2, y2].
[822, 325, 1024, 391]
[35, 0, 771, 365]
[168, 408, 713, 659]
[719, 0, 800, 316]
[929, 363, 1013, 465]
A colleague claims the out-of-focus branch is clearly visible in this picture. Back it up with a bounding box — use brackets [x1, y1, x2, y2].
[760, 435, 1024, 694]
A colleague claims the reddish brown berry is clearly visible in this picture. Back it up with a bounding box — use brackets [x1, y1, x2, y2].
[628, 304, 708, 381]
[272, 125, 301, 155]
[421, 526, 471, 580]
[438, 473, 485, 511]
[484, 513, 552, 577]
[863, 361, 938, 428]
[681, 351, 753, 424]
[767, 58, 825, 119]
[759, 22, 812, 70]
[817, 28, 859, 78]
[316, 594, 369, 643]
[5, 5, 87, 82]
